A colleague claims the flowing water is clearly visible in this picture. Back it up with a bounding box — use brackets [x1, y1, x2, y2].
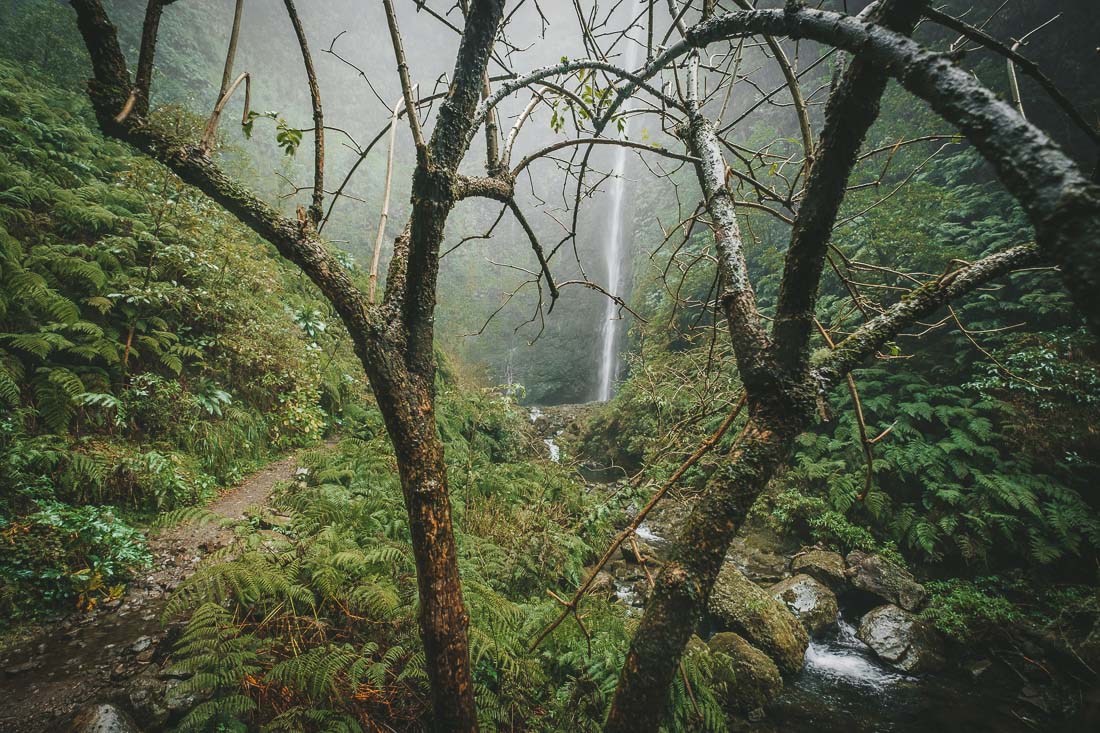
[771, 613, 1042, 733]
[603, 520, 1043, 732]
[595, 0, 645, 402]
[529, 406, 561, 462]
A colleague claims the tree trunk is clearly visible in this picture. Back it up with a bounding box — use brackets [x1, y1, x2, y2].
[372, 372, 477, 732]
[606, 5, 921, 729]
[604, 392, 812, 732]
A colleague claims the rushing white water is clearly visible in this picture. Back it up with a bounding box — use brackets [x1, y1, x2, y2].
[544, 436, 561, 463]
[802, 616, 907, 690]
[595, 0, 645, 402]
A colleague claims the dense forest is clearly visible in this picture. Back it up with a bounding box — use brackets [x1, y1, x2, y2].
[0, 1, 1098, 731]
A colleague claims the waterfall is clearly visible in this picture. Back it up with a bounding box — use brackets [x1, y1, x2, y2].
[595, 0, 644, 403]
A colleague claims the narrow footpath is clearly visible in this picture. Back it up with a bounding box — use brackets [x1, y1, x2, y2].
[0, 450, 315, 732]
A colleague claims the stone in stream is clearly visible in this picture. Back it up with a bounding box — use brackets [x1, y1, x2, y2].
[701, 633, 783, 714]
[126, 668, 170, 728]
[584, 568, 617, 597]
[708, 563, 808, 675]
[857, 604, 946, 673]
[769, 574, 839, 636]
[845, 550, 927, 611]
[789, 547, 847, 592]
[67, 704, 142, 733]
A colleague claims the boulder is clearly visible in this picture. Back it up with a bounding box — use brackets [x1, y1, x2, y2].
[769, 574, 838, 636]
[857, 604, 946, 673]
[707, 632, 783, 713]
[708, 563, 808, 674]
[67, 704, 142, 733]
[726, 528, 791, 584]
[789, 547, 847, 592]
[845, 551, 927, 611]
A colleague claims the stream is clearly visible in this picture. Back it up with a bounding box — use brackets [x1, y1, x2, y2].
[528, 407, 1074, 732]
[529, 407, 561, 462]
[771, 618, 1042, 733]
[619, 522, 1044, 732]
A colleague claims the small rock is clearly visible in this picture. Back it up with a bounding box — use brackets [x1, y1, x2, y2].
[966, 659, 993, 679]
[845, 551, 927, 611]
[67, 703, 142, 733]
[130, 636, 153, 654]
[770, 574, 839, 636]
[126, 669, 170, 728]
[789, 547, 847, 591]
[857, 604, 946, 673]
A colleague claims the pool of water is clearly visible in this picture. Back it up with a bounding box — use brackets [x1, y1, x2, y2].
[770, 614, 1042, 733]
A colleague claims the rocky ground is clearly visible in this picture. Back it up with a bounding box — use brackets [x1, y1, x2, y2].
[0, 451, 316, 733]
[590, 497, 1036, 727]
[530, 406, 1099, 730]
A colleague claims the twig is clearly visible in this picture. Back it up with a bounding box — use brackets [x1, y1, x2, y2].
[370, 93, 407, 303]
[529, 392, 747, 651]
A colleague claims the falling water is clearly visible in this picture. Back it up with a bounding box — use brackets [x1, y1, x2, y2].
[595, 0, 645, 403]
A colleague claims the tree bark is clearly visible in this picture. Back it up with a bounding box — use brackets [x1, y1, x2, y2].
[68, 1, 507, 729]
[602, 9, 1100, 725]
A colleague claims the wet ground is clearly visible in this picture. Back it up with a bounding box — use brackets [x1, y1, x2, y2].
[0, 452, 307, 731]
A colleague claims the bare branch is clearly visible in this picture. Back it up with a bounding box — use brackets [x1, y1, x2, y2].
[370, 94, 405, 304]
[283, 0, 325, 223]
[382, 0, 426, 152]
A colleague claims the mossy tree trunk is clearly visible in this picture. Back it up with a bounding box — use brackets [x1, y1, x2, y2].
[607, 2, 1100, 730]
[68, 0, 508, 729]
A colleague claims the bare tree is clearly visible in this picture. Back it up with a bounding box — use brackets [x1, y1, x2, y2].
[65, 1, 1100, 730]
[67, 0, 518, 728]
[587, 4, 1099, 730]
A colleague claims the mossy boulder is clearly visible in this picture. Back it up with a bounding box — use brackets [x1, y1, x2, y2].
[707, 632, 783, 714]
[789, 547, 847, 592]
[770, 574, 839, 636]
[845, 551, 927, 611]
[708, 563, 808, 674]
[726, 526, 792, 584]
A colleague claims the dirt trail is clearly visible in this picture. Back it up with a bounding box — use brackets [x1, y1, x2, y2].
[0, 450, 312, 732]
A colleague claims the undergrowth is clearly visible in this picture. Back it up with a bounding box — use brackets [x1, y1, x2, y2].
[0, 59, 364, 621]
[164, 390, 735, 732]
